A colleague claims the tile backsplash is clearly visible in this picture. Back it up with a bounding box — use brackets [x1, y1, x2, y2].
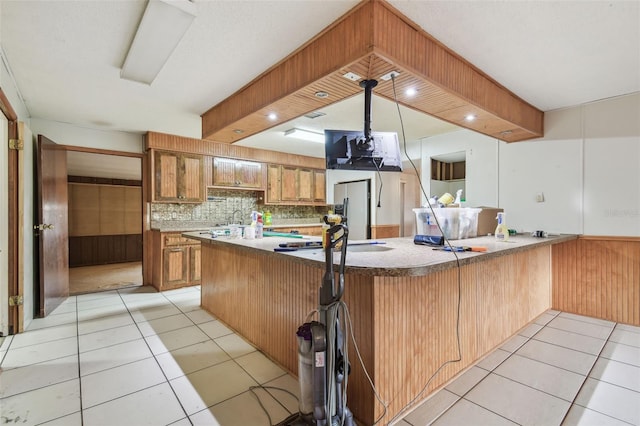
[151, 188, 327, 228]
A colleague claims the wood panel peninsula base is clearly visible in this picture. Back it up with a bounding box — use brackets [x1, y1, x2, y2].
[184, 232, 576, 425]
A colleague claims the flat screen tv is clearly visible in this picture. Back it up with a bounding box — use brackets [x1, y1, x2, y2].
[324, 130, 403, 172]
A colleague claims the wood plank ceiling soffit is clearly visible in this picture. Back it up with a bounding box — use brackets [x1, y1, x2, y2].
[201, 0, 544, 144]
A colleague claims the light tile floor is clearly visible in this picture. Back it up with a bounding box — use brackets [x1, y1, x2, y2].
[0, 286, 638, 426]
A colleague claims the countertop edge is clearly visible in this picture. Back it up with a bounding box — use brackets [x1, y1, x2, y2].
[183, 232, 578, 277]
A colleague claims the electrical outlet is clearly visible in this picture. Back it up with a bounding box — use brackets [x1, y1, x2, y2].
[536, 193, 545, 202]
[171, 212, 177, 219]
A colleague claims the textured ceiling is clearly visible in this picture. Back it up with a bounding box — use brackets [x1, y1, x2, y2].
[1, 0, 638, 159]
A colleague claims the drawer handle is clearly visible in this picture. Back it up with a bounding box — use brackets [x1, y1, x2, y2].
[170, 248, 182, 252]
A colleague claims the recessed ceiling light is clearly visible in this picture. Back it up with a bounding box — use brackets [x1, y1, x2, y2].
[233, 129, 244, 134]
[405, 88, 417, 97]
[304, 111, 326, 119]
[343, 72, 361, 82]
[268, 113, 278, 121]
[314, 91, 329, 99]
[465, 114, 476, 122]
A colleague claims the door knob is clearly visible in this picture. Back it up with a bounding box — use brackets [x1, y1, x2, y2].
[34, 224, 54, 231]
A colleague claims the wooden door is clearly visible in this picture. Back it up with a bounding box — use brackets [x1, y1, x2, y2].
[163, 246, 189, 286]
[154, 151, 179, 201]
[236, 161, 263, 188]
[266, 164, 281, 202]
[281, 166, 298, 201]
[212, 157, 237, 186]
[313, 169, 326, 202]
[298, 168, 313, 201]
[37, 135, 69, 316]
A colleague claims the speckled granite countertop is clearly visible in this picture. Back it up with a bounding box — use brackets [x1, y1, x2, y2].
[183, 232, 577, 277]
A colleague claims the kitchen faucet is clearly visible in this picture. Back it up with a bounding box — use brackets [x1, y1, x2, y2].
[229, 209, 243, 225]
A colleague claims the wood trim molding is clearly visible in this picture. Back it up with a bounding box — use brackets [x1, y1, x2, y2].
[579, 235, 640, 242]
[145, 131, 325, 169]
[201, 0, 543, 144]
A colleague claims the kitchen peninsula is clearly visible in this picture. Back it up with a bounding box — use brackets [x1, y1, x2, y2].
[184, 231, 576, 424]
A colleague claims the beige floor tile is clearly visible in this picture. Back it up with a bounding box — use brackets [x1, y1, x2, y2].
[48, 302, 78, 316]
[26, 311, 77, 331]
[499, 334, 528, 353]
[445, 366, 489, 397]
[0, 335, 12, 352]
[601, 341, 640, 367]
[589, 357, 640, 392]
[547, 316, 614, 340]
[609, 327, 640, 348]
[77, 312, 134, 335]
[0, 379, 80, 425]
[517, 323, 543, 338]
[517, 338, 597, 375]
[494, 353, 585, 401]
[575, 378, 640, 425]
[534, 326, 607, 355]
[77, 304, 129, 322]
[76, 290, 119, 302]
[191, 388, 290, 426]
[167, 418, 192, 426]
[476, 349, 510, 371]
[533, 311, 557, 326]
[198, 320, 233, 339]
[402, 388, 459, 425]
[82, 383, 185, 426]
[215, 333, 256, 358]
[263, 373, 300, 415]
[136, 313, 193, 337]
[465, 373, 571, 425]
[10, 323, 77, 349]
[130, 304, 183, 323]
[155, 340, 230, 380]
[0, 336, 78, 370]
[0, 354, 79, 398]
[144, 325, 210, 355]
[558, 312, 616, 328]
[236, 351, 287, 384]
[185, 308, 216, 324]
[76, 294, 124, 311]
[38, 411, 83, 426]
[563, 405, 630, 426]
[170, 360, 257, 415]
[432, 398, 517, 425]
[78, 323, 143, 353]
[81, 357, 166, 409]
[79, 338, 152, 376]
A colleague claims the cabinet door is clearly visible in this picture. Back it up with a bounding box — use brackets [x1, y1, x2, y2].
[281, 166, 298, 201]
[154, 151, 179, 201]
[313, 169, 326, 202]
[267, 164, 281, 203]
[298, 168, 313, 201]
[163, 246, 189, 286]
[189, 245, 201, 283]
[212, 157, 238, 186]
[236, 161, 263, 188]
[180, 154, 204, 202]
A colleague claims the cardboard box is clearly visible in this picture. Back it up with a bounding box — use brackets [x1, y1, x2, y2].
[475, 207, 503, 236]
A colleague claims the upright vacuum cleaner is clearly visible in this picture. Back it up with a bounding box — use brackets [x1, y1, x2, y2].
[281, 212, 355, 426]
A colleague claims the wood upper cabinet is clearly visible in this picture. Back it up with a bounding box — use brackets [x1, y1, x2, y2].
[212, 157, 263, 189]
[153, 150, 204, 203]
[313, 169, 326, 202]
[266, 164, 326, 205]
[267, 164, 281, 203]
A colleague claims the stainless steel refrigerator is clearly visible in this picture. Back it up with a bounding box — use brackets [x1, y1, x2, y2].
[333, 179, 370, 240]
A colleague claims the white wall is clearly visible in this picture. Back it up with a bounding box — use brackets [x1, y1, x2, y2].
[418, 93, 640, 237]
[30, 118, 143, 153]
[419, 129, 499, 208]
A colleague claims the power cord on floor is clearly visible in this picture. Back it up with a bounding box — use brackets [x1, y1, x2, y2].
[249, 384, 300, 426]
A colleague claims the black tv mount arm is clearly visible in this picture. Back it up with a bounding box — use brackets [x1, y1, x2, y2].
[359, 79, 378, 148]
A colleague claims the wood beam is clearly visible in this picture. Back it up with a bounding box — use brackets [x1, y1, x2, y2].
[201, 0, 544, 144]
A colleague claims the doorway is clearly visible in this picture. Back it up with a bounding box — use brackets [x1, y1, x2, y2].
[65, 149, 143, 295]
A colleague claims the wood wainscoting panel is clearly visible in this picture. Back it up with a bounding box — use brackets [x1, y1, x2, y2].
[371, 224, 400, 239]
[553, 237, 640, 326]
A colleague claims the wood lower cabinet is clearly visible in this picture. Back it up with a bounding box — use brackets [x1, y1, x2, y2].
[152, 231, 201, 291]
[153, 150, 204, 203]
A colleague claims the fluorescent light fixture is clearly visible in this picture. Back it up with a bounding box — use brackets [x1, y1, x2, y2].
[284, 128, 325, 144]
[121, 0, 196, 85]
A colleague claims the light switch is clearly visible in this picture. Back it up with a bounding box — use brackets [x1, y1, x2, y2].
[536, 193, 545, 202]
